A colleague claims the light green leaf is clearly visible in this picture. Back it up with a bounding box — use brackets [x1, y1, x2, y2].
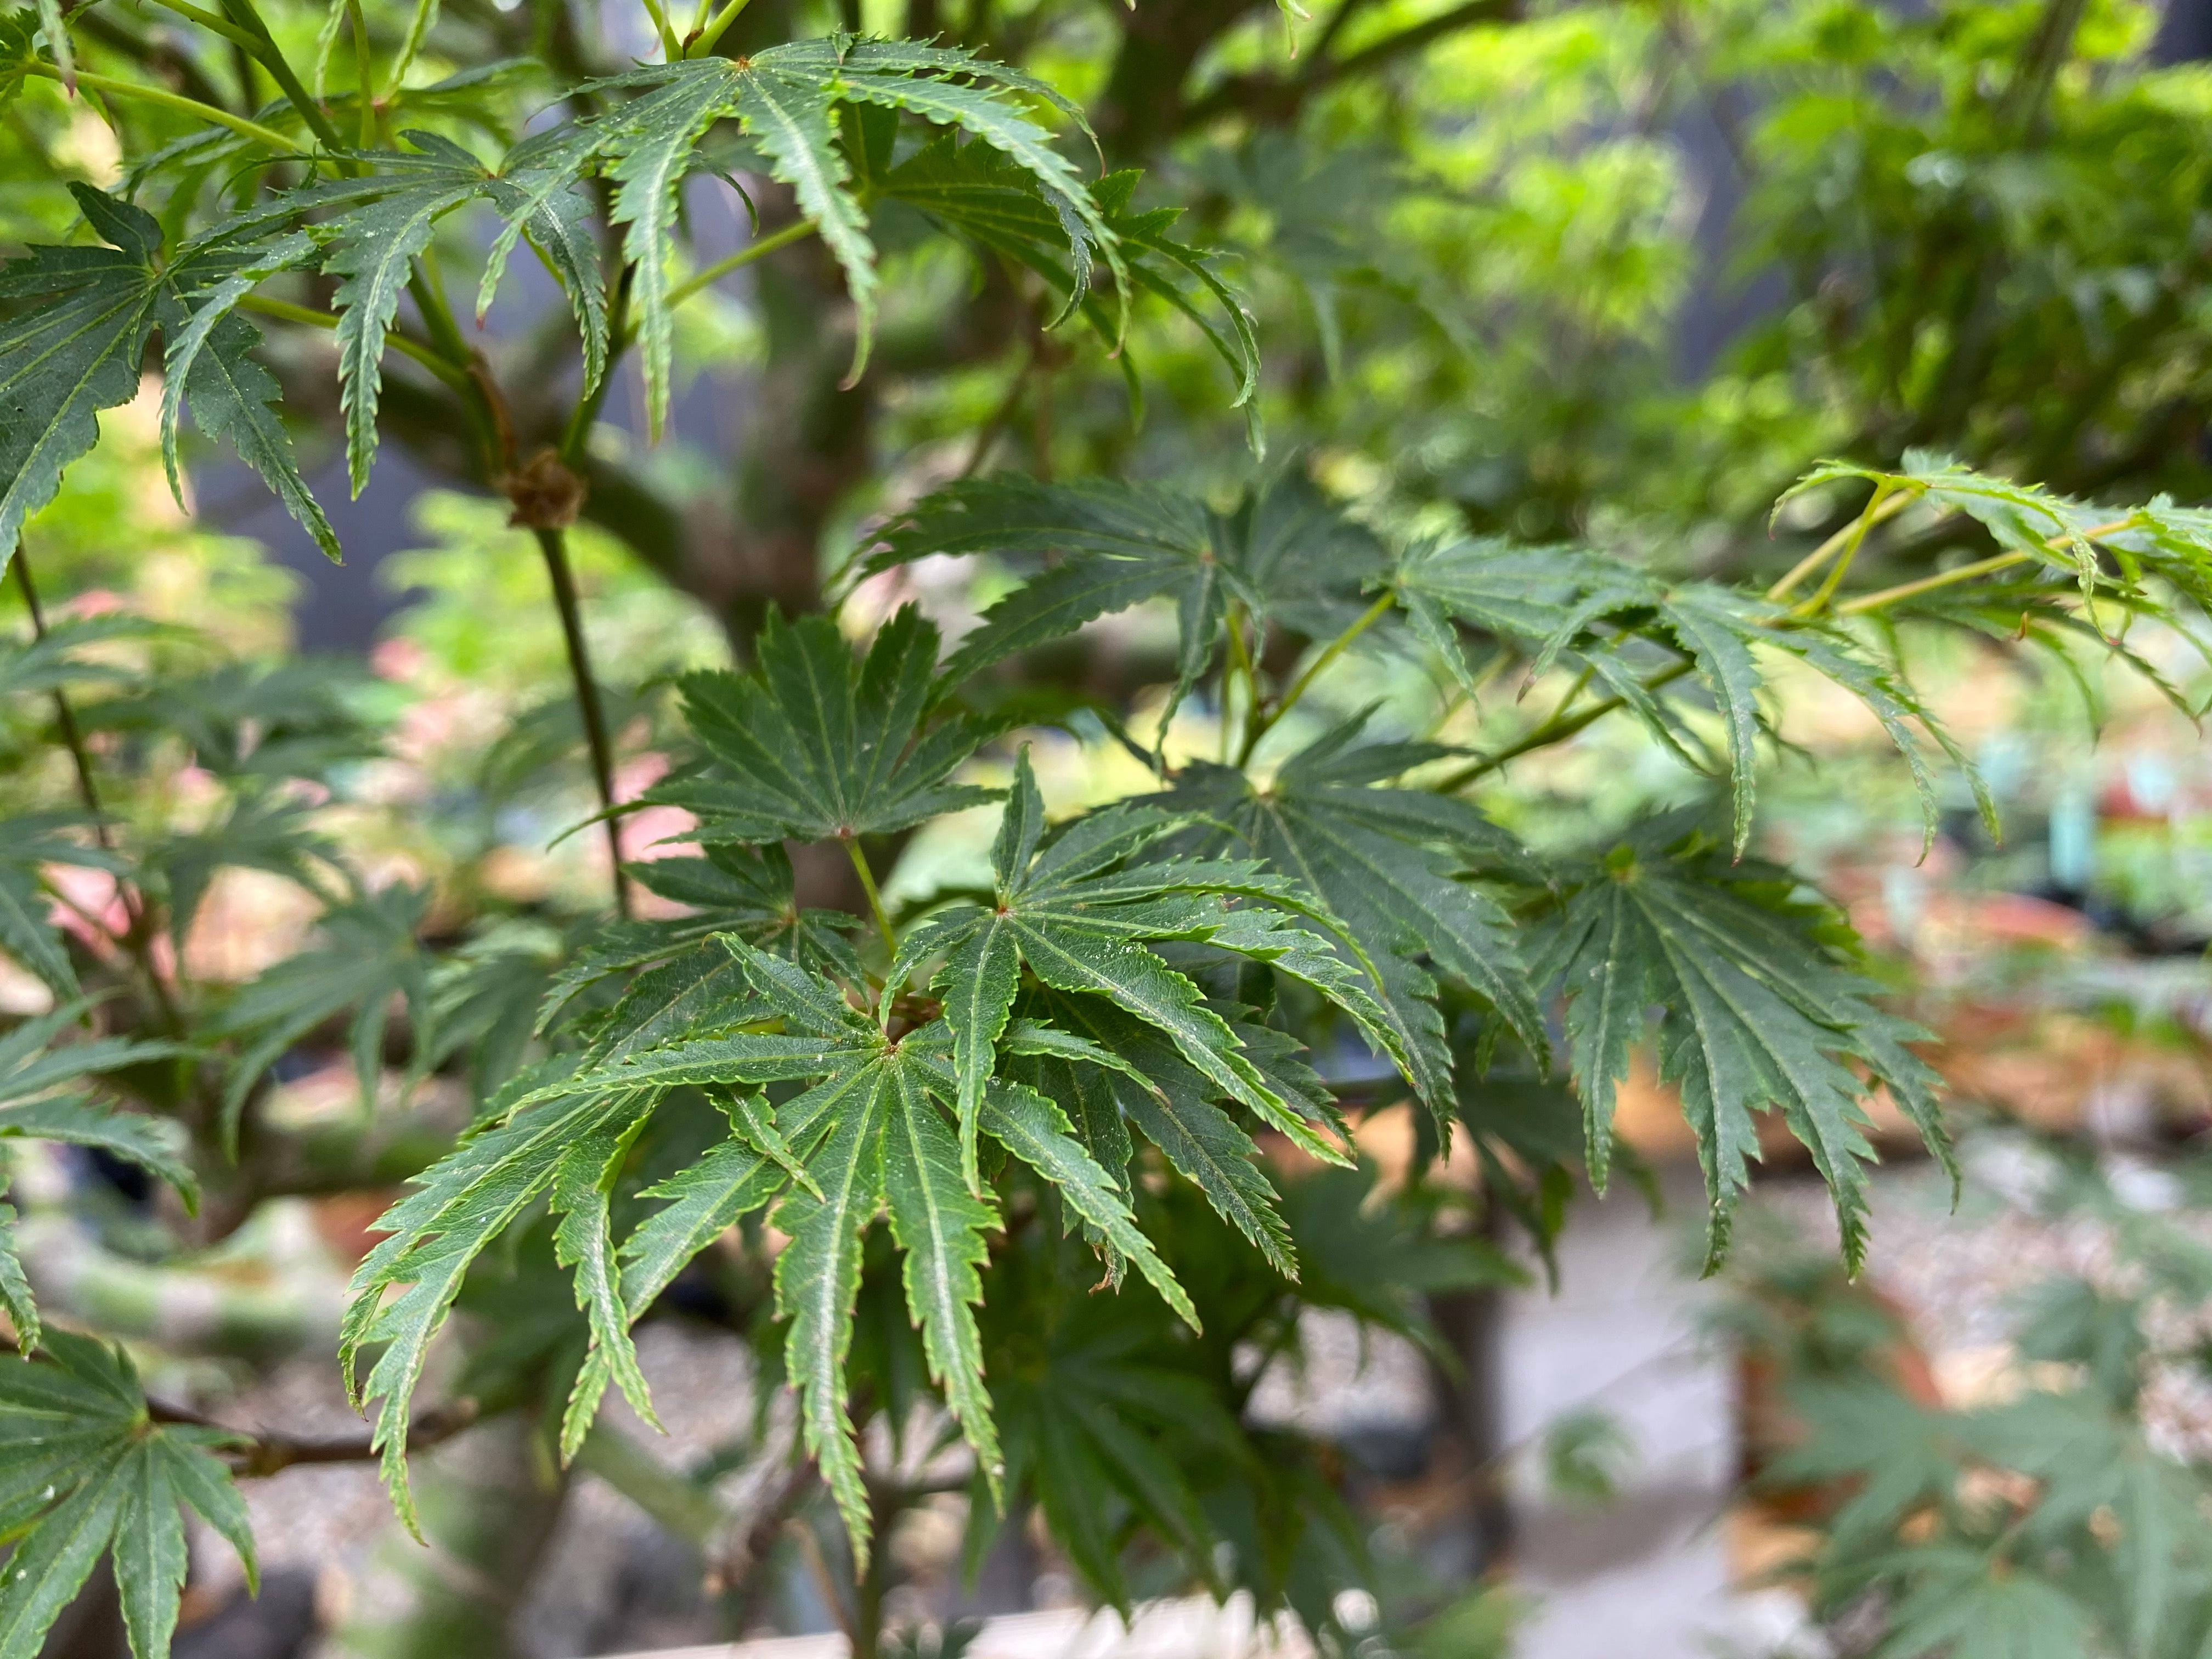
[882, 1067, 1001, 1495]
[772, 1072, 886, 1568]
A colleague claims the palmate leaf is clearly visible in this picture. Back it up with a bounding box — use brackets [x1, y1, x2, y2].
[890, 751, 1389, 1184]
[1531, 824, 1946, 1269]
[1021, 989, 1296, 1278]
[576, 35, 1113, 433]
[500, 936, 1205, 1566]
[980, 1078, 1194, 1330]
[865, 139, 1260, 421]
[211, 131, 604, 495]
[341, 1068, 652, 1536]
[872, 469, 1379, 731]
[645, 605, 997, 845]
[0, 185, 327, 570]
[0, 1330, 254, 1659]
[1160, 716, 1541, 1129]
[148, 786, 334, 950]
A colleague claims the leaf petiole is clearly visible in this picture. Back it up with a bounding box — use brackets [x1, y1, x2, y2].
[1238, 588, 1394, 765]
[689, 0, 756, 57]
[638, 0, 683, 60]
[843, 837, 897, 965]
[662, 219, 817, 310]
[1792, 480, 1895, 617]
[24, 63, 296, 151]
[235, 294, 475, 392]
[1765, 487, 1912, 601]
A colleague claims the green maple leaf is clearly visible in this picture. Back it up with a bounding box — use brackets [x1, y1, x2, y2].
[645, 605, 997, 845]
[0, 1000, 193, 1355]
[890, 749, 1392, 1190]
[1160, 716, 1542, 1129]
[1009, 989, 1297, 1278]
[573, 36, 1111, 433]
[216, 131, 606, 494]
[341, 1063, 653, 1536]
[0, 185, 329, 570]
[872, 470, 1378, 732]
[864, 139, 1259, 423]
[0, 1000, 194, 1201]
[496, 935, 1192, 1566]
[0, 1330, 255, 1659]
[1532, 826, 1947, 1268]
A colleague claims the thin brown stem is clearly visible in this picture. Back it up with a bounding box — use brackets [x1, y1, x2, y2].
[534, 528, 631, 918]
[147, 1393, 479, 1476]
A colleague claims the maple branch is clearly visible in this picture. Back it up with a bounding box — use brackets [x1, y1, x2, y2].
[148, 1394, 481, 1476]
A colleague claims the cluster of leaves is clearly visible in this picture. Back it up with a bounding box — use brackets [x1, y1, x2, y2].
[0, 23, 1255, 575]
[1741, 1155, 2212, 1659]
[2, 0, 2211, 1647]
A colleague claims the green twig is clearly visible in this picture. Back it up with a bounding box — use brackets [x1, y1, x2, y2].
[235, 294, 474, 391]
[346, 0, 375, 149]
[662, 219, 817, 310]
[1238, 589, 1393, 765]
[1429, 659, 1696, 795]
[1766, 487, 1912, 602]
[534, 528, 632, 918]
[1792, 481, 1895, 617]
[638, 0, 683, 60]
[1836, 516, 2135, 616]
[1835, 551, 2030, 616]
[213, 0, 345, 152]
